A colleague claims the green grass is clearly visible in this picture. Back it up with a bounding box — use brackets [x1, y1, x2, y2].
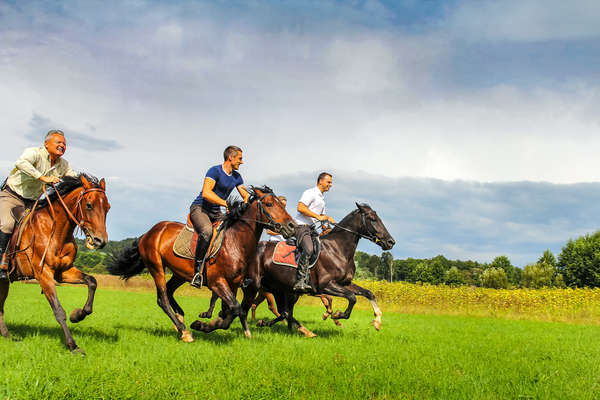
[1, 283, 600, 399]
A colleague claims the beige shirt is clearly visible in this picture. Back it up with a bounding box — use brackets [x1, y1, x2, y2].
[5, 146, 77, 200]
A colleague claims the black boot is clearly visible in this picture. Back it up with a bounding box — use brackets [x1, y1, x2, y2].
[293, 255, 312, 293]
[190, 235, 210, 288]
[0, 231, 11, 281]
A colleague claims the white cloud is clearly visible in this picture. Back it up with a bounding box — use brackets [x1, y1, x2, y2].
[447, 0, 600, 42]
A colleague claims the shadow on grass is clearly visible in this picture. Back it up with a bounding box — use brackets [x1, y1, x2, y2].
[251, 319, 344, 338]
[113, 322, 239, 345]
[5, 323, 119, 343]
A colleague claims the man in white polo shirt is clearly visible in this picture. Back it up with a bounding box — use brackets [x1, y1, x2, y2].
[293, 172, 336, 293]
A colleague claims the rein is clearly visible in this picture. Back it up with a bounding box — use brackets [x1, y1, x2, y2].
[329, 210, 381, 245]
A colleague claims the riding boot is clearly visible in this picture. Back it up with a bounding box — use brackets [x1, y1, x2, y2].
[293, 254, 312, 293]
[190, 235, 210, 288]
[0, 231, 11, 281]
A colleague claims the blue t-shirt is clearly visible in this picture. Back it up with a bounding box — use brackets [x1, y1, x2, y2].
[191, 165, 244, 214]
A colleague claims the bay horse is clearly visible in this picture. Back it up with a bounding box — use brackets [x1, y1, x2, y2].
[107, 186, 295, 341]
[244, 203, 394, 337]
[0, 174, 110, 353]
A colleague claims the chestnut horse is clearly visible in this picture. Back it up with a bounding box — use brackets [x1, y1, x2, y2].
[245, 203, 394, 336]
[107, 186, 295, 341]
[0, 174, 110, 353]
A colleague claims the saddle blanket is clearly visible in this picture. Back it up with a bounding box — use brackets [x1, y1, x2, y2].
[272, 240, 319, 269]
[173, 222, 225, 260]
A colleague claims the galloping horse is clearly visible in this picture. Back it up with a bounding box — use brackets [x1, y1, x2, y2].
[245, 203, 394, 336]
[0, 174, 110, 352]
[107, 186, 295, 341]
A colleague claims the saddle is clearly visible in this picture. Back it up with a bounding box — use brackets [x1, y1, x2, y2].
[172, 214, 226, 261]
[3, 206, 34, 278]
[272, 236, 321, 269]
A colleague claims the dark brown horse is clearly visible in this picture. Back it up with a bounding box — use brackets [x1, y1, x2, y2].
[244, 203, 394, 336]
[107, 186, 295, 341]
[0, 174, 110, 352]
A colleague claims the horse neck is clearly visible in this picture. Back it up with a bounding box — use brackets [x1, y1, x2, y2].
[323, 212, 361, 261]
[229, 201, 264, 246]
[38, 187, 82, 241]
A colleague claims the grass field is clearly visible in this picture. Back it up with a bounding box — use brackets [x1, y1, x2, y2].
[1, 280, 600, 399]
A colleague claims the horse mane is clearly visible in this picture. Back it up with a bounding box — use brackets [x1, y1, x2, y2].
[221, 185, 274, 225]
[321, 203, 372, 237]
[36, 173, 101, 209]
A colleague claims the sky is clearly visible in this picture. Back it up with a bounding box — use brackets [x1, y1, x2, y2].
[1, 0, 600, 266]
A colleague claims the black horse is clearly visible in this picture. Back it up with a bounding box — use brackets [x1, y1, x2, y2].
[238, 202, 395, 336]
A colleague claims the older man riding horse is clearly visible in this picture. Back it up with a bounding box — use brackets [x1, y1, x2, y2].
[0, 131, 110, 353]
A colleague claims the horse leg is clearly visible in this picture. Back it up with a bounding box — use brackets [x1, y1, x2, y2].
[348, 282, 383, 330]
[191, 278, 240, 333]
[37, 272, 81, 352]
[240, 285, 259, 338]
[0, 280, 10, 338]
[166, 275, 186, 328]
[319, 294, 342, 327]
[321, 281, 357, 322]
[286, 295, 316, 338]
[250, 290, 266, 321]
[57, 267, 97, 323]
[265, 291, 281, 319]
[199, 291, 219, 319]
[144, 254, 193, 342]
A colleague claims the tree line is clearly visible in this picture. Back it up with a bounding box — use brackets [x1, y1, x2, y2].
[74, 230, 600, 289]
[356, 230, 600, 289]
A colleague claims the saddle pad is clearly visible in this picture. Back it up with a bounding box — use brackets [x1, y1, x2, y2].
[172, 222, 226, 260]
[272, 240, 320, 269]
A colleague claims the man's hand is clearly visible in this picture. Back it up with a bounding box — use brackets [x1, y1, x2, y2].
[317, 214, 335, 224]
[39, 175, 60, 184]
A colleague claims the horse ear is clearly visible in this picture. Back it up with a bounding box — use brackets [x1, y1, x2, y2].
[355, 202, 363, 211]
[99, 178, 106, 190]
[81, 175, 92, 189]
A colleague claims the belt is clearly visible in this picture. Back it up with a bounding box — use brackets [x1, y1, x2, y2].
[3, 185, 31, 203]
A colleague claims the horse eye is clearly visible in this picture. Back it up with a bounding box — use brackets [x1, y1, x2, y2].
[86, 203, 93, 210]
[264, 202, 273, 207]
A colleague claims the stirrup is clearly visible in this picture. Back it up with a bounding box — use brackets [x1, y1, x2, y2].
[0, 269, 8, 281]
[190, 273, 203, 289]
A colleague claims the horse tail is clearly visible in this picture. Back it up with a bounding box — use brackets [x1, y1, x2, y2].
[106, 237, 146, 280]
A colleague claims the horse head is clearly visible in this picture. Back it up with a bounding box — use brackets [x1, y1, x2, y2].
[355, 203, 395, 250]
[78, 175, 110, 249]
[251, 186, 296, 239]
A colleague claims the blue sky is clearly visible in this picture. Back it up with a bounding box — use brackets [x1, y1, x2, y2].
[1, 0, 600, 266]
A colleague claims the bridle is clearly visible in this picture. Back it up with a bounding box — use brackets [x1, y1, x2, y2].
[35, 183, 106, 269]
[49, 183, 106, 239]
[238, 193, 288, 234]
[329, 208, 382, 245]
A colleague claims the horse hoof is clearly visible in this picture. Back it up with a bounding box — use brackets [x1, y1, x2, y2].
[334, 320, 343, 327]
[71, 347, 86, 356]
[190, 320, 204, 331]
[256, 320, 265, 327]
[181, 330, 194, 342]
[322, 313, 329, 320]
[69, 308, 87, 323]
[373, 320, 381, 331]
[298, 326, 317, 338]
[244, 330, 252, 339]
